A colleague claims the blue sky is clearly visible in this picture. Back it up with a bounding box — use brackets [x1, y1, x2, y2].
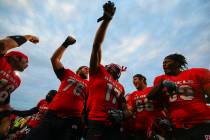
[0, 0, 210, 109]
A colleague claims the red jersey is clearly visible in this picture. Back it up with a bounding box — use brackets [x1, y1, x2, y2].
[126, 87, 163, 131]
[154, 68, 210, 128]
[27, 99, 48, 128]
[0, 56, 21, 106]
[49, 68, 88, 117]
[87, 65, 125, 121]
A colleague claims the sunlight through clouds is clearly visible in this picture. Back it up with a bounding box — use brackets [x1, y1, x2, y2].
[109, 34, 148, 63]
[0, 0, 209, 109]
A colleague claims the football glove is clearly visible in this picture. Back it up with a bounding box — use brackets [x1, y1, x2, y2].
[162, 80, 177, 96]
[97, 1, 116, 22]
[108, 108, 123, 122]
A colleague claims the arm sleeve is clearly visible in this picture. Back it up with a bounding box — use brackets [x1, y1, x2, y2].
[147, 76, 165, 100]
[7, 35, 27, 46]
[12, 107, 39, 117]
[54, 67, 66, 81]
[196, 68, 210, 89]
[154, 76, 163, 86]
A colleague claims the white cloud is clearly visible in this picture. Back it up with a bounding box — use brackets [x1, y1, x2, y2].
[186, 41, 210, 68]
[103, 34, 148, 64]
[136, 0, 180, 13]
[1, 0, 30, 8]
[45, 0, 78, 21]
[61, 3, 75, 13]
[1, 0, 209, 109]
[172, 16, 206, 35]
[2, 0, 34, 17]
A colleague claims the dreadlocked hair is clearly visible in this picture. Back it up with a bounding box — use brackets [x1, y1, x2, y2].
[165, 53, 188, 70]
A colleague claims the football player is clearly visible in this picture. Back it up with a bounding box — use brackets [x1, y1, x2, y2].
[25, 36, 89, 140]
[11, 90, 57, 139]
[124, 74, 164, 140]
[86, 2, 126, 140]
[0, 35, 39, 139]
[148, 53, 210, 140]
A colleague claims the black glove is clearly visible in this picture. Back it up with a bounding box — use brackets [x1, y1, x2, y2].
[97, 1, 116, 22]
[147, 80, 176, 100]
[162, 80, 177, 96]
[108, 108, 123, 122]
[61, 36, 76, 48]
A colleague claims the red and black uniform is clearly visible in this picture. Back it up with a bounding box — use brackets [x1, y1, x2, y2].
[25, 68, 88, 140]
[27, 99, 49, 128]
[86, 65, 125, 140]
[125, 87, 164, 139]
[0, 56, 21, 138]
[0, 56, 21, 108]
[153, 68, 210, 140]
[11, 99, 50, 139]
[12, 99, 49, 128]
[49, 68, 88, 117]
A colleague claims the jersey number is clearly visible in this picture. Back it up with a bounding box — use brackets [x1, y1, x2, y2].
[63, 78, 85, 96]
[169, 85, 195, 102]
[136, 98, 154, 112]
[105, 83, 122, 104]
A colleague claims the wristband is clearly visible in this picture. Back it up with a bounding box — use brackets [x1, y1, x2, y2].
[8, 35, 27, 46]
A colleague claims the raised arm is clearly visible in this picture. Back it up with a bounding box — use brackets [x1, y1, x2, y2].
[89, 1, 116, 74]
[0, 35, 39, 55]
[51, 36, 76, 71]
[11, 107, 39, 117]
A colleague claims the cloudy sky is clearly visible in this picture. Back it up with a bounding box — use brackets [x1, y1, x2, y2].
[0, 0, 210, 109]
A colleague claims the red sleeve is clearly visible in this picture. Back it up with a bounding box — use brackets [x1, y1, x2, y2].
[36, 99, 45, 108]
[89, 64, 105, 78]
[194, 68, 210, 89]
[153, 76, 169, 102]
[153, 75, 165, 86]
[54, 68, 74, 81]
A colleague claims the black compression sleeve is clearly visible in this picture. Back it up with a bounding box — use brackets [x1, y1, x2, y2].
[8, 35, 27, 46]
[12, 107, 39, 117]
[54, 67, 65, 80]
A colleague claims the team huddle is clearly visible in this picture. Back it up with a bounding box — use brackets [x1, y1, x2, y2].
[0, 1, 210, 140]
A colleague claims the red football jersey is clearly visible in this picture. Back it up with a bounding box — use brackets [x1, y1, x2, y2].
[126, 87, 163, 131]
[49, 68, 88, 117]
[27, 99, 48, 128]
[87, 64, 125, 121]
[154, 68, 210, 128]
[0, 56, 21, 106]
